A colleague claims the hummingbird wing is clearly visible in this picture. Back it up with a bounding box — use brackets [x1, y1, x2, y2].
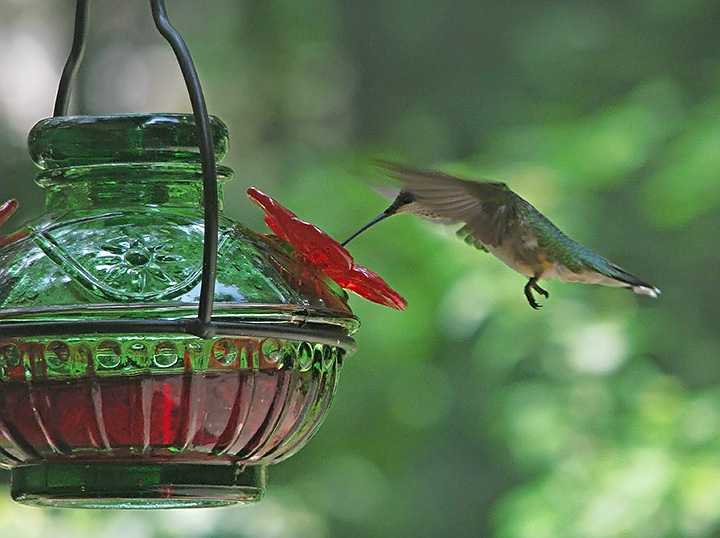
[379, 162, 518, 248]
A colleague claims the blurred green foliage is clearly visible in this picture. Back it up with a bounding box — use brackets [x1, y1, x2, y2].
[0, 0, 718, 537]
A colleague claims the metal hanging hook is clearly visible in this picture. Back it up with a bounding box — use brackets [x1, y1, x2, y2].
[150, 0, 219, 338]
[53, 0, 90, 116]
[0, 0, 356, 350]
[51, 0, 219, 339]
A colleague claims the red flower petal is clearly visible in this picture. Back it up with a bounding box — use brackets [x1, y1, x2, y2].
[248, 187, 352, 272]
[247, 187, 407, 310]
[332, 265, 408, 310]
[0, 200, 18, 228]
[0, 199, 21, 247]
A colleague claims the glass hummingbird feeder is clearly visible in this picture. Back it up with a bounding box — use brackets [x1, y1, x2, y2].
[0, 0, 404, 509]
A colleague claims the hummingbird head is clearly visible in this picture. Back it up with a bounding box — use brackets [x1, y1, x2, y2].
[385, 190, 418, 215]
[342, 161, 475, 246]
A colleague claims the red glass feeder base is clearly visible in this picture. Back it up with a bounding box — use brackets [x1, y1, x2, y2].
[0, 334, 345, 508]
[10, 461, 266, 508]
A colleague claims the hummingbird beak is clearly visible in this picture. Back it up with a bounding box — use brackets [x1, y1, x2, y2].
[341, 211, 392, 246]
[342, 190, 416, 246]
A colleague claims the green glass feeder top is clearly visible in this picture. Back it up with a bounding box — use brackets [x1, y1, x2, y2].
[28, 114, 230, 169]
[0, 113, 358, 333]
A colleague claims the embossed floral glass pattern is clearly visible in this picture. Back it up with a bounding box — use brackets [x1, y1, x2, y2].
[0, 114, 358, 508]
[95, 236, 186, 295]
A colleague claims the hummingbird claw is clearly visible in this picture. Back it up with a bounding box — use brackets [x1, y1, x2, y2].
[533, 282, 549, 299]
[524, 275, 546, 309]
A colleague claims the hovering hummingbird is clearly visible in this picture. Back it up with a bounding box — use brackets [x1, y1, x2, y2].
[342, 162, 660, 309]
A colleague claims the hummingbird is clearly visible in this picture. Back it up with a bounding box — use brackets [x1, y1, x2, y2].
[342, 162, 660, 309]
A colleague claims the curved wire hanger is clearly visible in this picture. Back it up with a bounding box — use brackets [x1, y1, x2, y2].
[3, 0, 355, 350]
[53, 0, 219, 340]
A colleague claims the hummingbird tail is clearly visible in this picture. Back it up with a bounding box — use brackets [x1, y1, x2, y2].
[629, 283, 661, 298]
[599, 262, 661, 298]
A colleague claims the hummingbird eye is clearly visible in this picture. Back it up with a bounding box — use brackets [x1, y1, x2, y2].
[396, 191, 417, 205]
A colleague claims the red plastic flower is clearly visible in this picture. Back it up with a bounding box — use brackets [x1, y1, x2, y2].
[0, 200, 24, 246]
[248, 187, 407, 310]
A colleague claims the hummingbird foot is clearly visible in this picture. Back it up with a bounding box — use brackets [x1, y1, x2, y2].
[524, 275, 548, 309]
[533, 281, 549, 299]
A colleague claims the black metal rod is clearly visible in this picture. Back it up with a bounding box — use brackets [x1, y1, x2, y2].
[150, 0, 219, 339]
[39, 2, 354, 349]
[0, 319, 356, 352]
[54, 0, 90, 116]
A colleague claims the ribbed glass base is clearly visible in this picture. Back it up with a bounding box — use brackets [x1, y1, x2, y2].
[10, 462, 266, 509]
